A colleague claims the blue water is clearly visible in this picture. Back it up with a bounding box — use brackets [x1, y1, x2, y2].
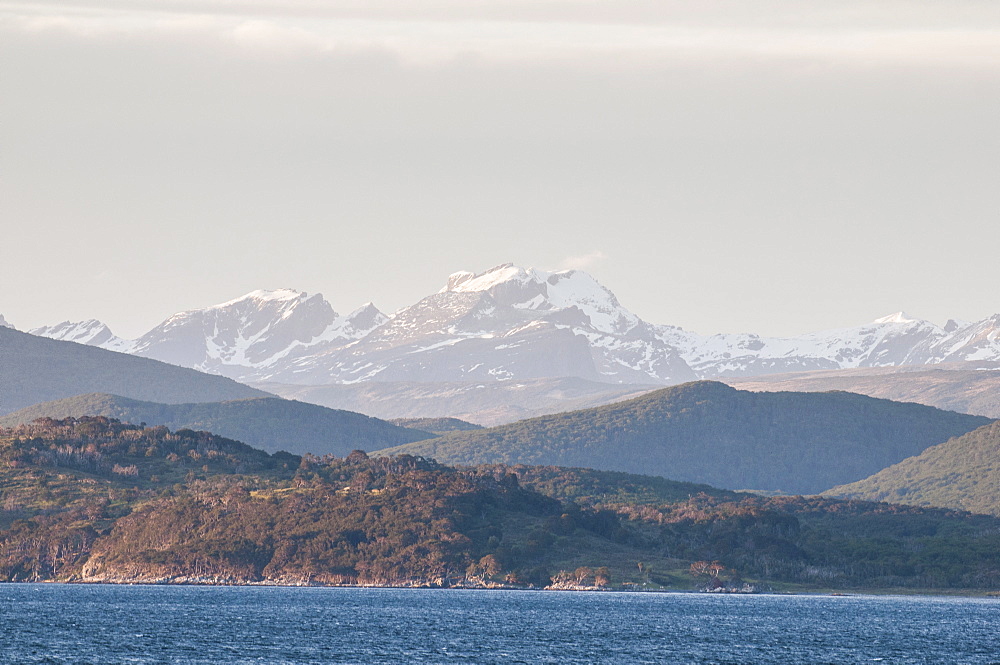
[2, 585, 999, 664]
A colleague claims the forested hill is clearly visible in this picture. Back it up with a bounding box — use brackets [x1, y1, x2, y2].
[825, 421, 1000, 516]
[3, 416, 1000, 591]
[0, 416, 629, 587]
[0, 393, 434, 456]
[469, 464, 740, 506]
[0, 326, 266, 415]
[376, 381, 991, 494]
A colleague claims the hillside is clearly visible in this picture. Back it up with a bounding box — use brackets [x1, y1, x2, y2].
[376, 382, 991, 494]
[0, 394, 433, 456]
[0, 326, 267, 415]
[3, 417, 1000, 591]
[825, 421, 1000, 516]
[0, 417, 687, 588]
[727, 362, 1000, 419]
[468, 464, 740, 506]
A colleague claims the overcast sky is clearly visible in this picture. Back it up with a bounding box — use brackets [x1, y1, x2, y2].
[2, 0, 999, 338]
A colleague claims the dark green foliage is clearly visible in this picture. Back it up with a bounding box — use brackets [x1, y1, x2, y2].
[825, 421, 1000, 516]
[0, 326, 266, 415]
[611, 494, 1000, 590]
[379, 381, 991, 494]
[0, 393, 435, 456]
[468, 464, 739, 506]
[390, 417, 484, 434]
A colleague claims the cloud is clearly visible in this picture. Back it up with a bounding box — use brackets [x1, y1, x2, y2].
[559, 251, 607, 271]
[3, 1, 1000, 67]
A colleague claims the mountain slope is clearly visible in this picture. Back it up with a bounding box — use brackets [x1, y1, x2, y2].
[0, 326, 267, 415]
[376, 381, 992, 494]
[0, 393, 433, 456]
[824, 421, 1000, 516]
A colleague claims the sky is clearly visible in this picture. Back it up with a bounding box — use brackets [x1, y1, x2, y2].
[2, 0, 999, 338]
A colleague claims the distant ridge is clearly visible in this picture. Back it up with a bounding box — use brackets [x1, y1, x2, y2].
[389, 417, 483, 434]
[727, 362, 1000, 419]
[0, 393, 434, 456]
[376, 381, 991, 494]
[0, 326, 267, 415]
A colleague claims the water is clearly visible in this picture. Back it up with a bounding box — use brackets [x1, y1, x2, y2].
[2, 585, 999, 664]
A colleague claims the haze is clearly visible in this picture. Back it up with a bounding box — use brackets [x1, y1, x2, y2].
[2, 0, 998, 338]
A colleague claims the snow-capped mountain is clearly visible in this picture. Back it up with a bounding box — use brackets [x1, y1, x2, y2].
[267, 265, 695, 385]
[0, 315, 13, 329]
[29, 319, 132, 352]
[670, 311, 953, 378]
[33, 289, 387, 381]
[24, 264, 1000, 388]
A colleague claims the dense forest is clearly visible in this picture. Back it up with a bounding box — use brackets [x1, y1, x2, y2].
[606, 494, 1000, 590]
[3, 417, 1000, 592]
[377, 381, 991, 494]
[468, 464, 740, 505]
[826, 421, 1000, 516]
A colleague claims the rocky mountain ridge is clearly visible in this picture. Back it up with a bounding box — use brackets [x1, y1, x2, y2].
[21, 264, 1000, 389]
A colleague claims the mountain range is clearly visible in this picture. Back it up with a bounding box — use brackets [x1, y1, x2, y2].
[725, 362, 1000, 419]
[15, 263, 1000, 422]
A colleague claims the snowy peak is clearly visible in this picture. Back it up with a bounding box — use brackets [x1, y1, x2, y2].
[873, 311, 922, 325]
[0, 314, 13, 329]
[441, 264, 639, 335]
[442, 271, 477, 292]
[539, 269, 639, 334]
[30, 319, 130, 351]
[213, 288, 308, 309]
[323, 303, 389, 342]
[442, 263, 538, 294]
[130, 289, 344, 375]
[345, 302, 388, 332]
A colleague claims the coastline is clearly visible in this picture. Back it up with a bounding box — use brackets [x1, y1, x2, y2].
[8, 578, 999, 598]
